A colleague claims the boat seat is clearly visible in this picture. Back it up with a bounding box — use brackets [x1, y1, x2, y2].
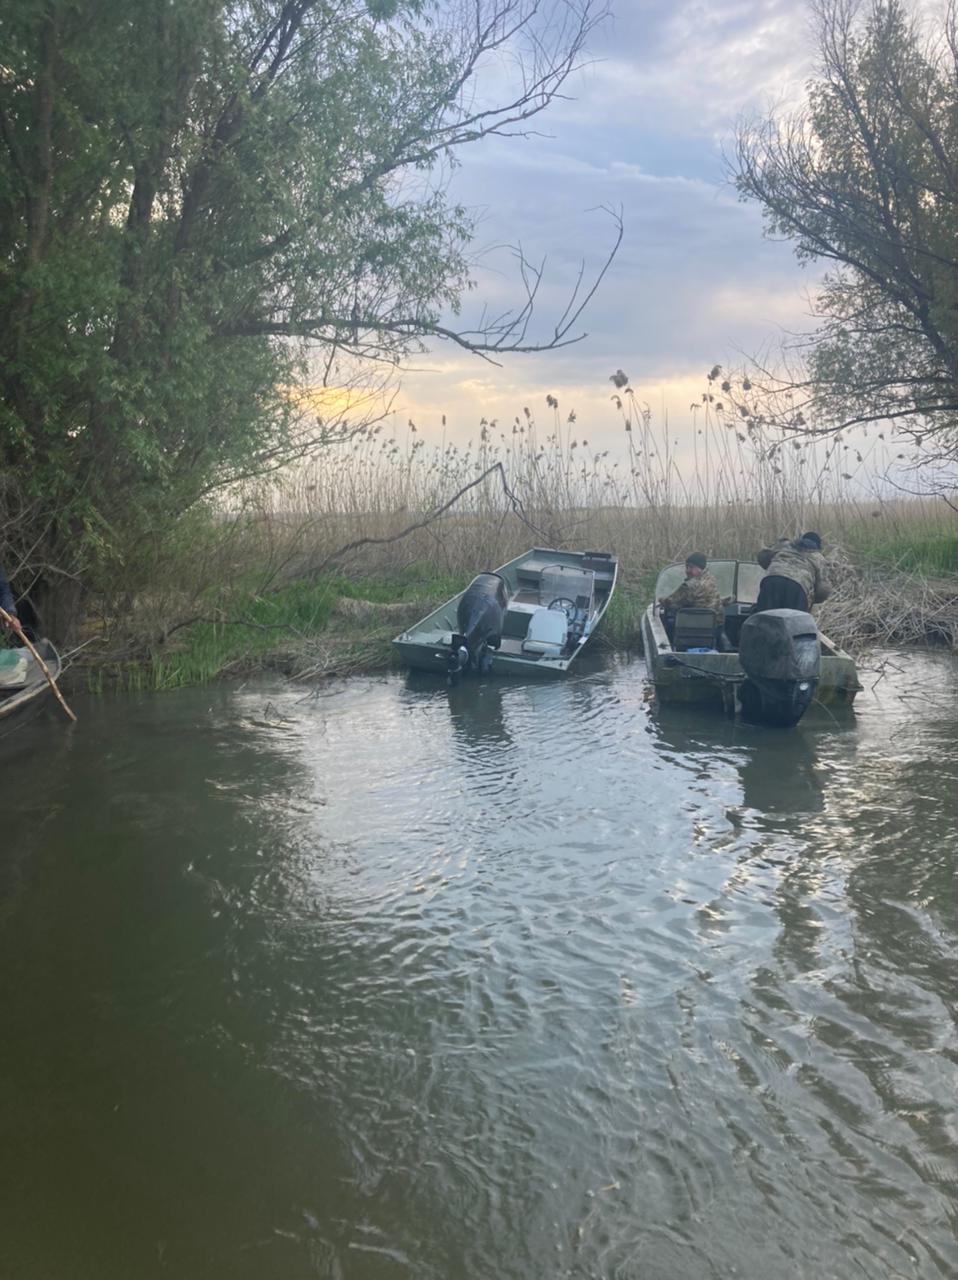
[502, 601, 539, 639]
[522, 606, 568, 655]
[673, 607, 717, 652]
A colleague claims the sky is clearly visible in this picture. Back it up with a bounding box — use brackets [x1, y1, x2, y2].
[390, 0, 823, 454]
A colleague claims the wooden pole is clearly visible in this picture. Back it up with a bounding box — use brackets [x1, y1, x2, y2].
[0, 606, 77, 723]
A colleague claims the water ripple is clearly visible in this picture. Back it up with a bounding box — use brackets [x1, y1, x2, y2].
[2, 658, 958, 1277]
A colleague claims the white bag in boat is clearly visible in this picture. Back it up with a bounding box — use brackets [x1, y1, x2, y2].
[0, 649, 29, 689]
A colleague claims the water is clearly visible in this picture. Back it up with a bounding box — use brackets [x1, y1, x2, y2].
[2, 654, 957, 1279]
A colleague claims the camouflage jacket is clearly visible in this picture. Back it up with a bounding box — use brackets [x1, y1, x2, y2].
[661, 570, 724, 621]
[765, 538, 831, 606]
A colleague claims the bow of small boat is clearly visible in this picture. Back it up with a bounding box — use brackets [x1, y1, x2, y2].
[0, 640, 62, 720]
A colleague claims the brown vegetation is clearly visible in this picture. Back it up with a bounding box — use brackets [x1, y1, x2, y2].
[60, 394, 957, 689]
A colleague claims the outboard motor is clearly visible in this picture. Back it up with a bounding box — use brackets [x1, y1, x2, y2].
[738, 608, 821, 727]
[447, 572, 509, 681]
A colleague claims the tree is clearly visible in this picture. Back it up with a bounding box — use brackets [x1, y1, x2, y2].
[733, 0, 958, 468]
[0, 0, 617, 633]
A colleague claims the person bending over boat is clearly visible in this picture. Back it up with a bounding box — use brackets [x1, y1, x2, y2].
[659, 553, 725, 637]
[0, 563, 23, 635]
[754, 532, 831, 613]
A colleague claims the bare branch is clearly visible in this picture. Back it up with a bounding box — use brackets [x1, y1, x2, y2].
[297, 459, 550, 579]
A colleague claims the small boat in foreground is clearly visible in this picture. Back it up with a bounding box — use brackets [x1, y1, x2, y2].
[642, 560, 860, 725]
[0, 640, 62, 721]
[393, 548, 618, 678]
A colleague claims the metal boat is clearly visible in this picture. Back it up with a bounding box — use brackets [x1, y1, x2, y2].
[393, 548, 618, 677]
[641, 559, 860, 721]
[0, 640, 62, 720]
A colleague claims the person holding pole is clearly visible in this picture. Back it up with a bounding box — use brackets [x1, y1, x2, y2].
[0, 561, 75, 721]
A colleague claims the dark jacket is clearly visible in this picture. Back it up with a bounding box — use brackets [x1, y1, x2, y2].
[0, 564, 15, 616]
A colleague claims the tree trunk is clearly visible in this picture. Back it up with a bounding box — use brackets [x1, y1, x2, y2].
[28, 575, 84, 646]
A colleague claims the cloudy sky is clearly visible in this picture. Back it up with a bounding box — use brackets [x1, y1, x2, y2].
[394, 0, 823, 452]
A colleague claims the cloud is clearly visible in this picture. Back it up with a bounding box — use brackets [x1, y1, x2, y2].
[575, 0, 814, 135]
[439, 136, 813, 357]
[396, 0, 826, 458]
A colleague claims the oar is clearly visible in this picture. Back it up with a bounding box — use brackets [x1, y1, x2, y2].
[0, 606, 77, 723]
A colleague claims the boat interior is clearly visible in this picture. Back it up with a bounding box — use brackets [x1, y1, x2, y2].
[497, 553, 616, 659]
[654, 559, 847, 658]
[655, 560, 767, 653]
[0, 640, 59, 719]
[657, 559, 837, 659]
[0, 647, 30, 691]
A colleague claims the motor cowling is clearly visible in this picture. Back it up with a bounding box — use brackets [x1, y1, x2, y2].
[449, 572, 509, 678]
[738, 608, 821, 727]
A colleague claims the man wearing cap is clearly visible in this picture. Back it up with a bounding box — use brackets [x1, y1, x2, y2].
[659, 553, 724, 623]
[754, 532, 831, 613]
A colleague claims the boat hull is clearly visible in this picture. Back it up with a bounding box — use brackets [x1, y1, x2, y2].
[393, 636, 587, 678]
[393, 548, 618, 679]
[641, 606, 860, 711]
[0, 639, 62, 720]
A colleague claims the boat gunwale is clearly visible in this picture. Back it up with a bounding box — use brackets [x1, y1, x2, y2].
[642, 557, 862, 707]
[0, 640, 62, 720]
[393, 547, 618, 676]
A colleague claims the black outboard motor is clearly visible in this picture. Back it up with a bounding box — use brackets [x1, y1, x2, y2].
[448, 572, 509, 680]
[738, 608, 821, 727]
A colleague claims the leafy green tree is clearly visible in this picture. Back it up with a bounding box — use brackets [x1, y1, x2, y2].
[0, 0, 615, 633]
[733, 0, 958, 469]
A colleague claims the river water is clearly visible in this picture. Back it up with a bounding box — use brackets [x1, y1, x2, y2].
[2, 653, 957, 1279]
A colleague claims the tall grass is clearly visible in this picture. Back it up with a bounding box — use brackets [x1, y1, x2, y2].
[226, 391, 956, 587]
[89, 389, 957, 685]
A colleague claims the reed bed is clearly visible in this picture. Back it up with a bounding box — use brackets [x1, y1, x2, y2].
[819, 558, 958, 650]
[90, 392, 958, 687]
[233, 393, 955, 581]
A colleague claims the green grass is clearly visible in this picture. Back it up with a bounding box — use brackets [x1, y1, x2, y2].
[139, 569, 470, 691]
[136, 559, 658, 689]
[851, 530, 958, 576]
[334, 563, 468, 604]
[599, 569, 657, 650]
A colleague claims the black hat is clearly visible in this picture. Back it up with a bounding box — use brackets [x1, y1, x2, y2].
[686, 552, 708, 569]
[800, 531, 822, 549]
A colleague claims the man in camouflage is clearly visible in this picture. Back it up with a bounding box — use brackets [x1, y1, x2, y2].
[754, 532, 831, 613]
[659, 552, 724, 622]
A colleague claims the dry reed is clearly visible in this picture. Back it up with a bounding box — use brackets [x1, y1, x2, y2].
[226, 393, 957, 590]
[100, 389, 958, 674]
[820, 559, 958, 649]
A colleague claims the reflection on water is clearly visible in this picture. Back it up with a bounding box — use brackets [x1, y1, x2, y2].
[652, 703, 830, 816]
[2, 654, 958, 1279]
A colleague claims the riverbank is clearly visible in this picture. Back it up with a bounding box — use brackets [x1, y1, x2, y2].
[74, 570, 649, 691]
[22, 404, 958, 690]
[69, 548, 958, 693]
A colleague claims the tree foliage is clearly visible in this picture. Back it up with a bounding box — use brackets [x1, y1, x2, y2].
[0, 0, 614, 629]
[734, 0, 958, 462]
